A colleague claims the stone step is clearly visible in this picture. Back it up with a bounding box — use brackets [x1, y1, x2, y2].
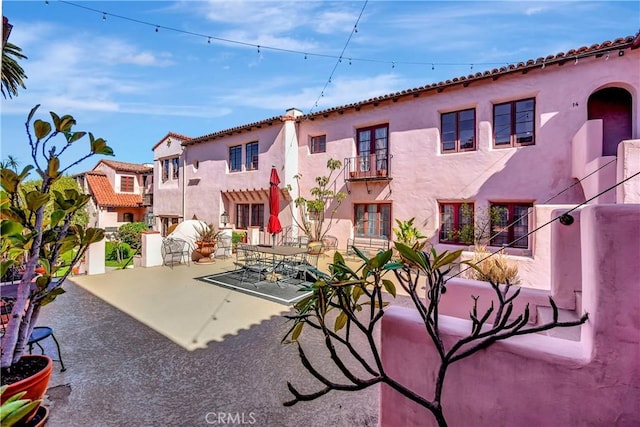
[536, 305, 582, 341]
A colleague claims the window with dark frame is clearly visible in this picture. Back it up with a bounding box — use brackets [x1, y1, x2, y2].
[439, 202, 475, 244]
[246, 142, 259, 170]
[311, 135, 326, 153]
[493, 98, 535, 147]
[354, 203, 391, 238]
[172, 157, 179, 180]
[489, 202, 532, 249]
[162, 159, 170, 182]
[229, 145, 242, 172]
[356, 124, 389, 173]
[122, 212, 134, 223]
[441, 108, 476, 152]
[235, 203, 264, 229]
[120, 176, 134, 193]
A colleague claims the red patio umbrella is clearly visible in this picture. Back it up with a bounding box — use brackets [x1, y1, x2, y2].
[267, 166, 283, 244]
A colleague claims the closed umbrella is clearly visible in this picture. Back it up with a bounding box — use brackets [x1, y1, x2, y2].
[267, 165, 283, 246]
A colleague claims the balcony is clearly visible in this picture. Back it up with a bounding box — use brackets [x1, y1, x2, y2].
[142, 193, 153, 207]
[344, 154, 392, 182]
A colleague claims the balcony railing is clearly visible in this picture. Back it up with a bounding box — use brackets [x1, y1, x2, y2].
[142, 193, 153, 207]
[344, 154, 392, 181]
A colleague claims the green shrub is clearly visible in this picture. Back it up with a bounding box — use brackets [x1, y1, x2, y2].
[232, 231, 247, 244]
[105, 241, 132, 261]
[118, 222, 148, 251]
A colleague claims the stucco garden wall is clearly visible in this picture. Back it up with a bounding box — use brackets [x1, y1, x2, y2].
[379, 204, 640, 426]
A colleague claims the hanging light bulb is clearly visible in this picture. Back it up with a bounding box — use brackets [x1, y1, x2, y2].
[349, 58, 352, 65]
[304, 53, 307, 60]
[155, 26, 159, 32]
[208, 37, 211, 44]
[102, 12, 106, 22]
[432, 63, 435, 70]
[392, 62, 395, 69]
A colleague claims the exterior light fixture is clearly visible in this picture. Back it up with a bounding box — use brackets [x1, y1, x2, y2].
[559, 213, 574, 226]
[145, 211, 155, 229]
[220, 211, 230, 227]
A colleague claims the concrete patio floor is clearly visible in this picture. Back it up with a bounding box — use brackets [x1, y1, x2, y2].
[36, 255, 412, 426]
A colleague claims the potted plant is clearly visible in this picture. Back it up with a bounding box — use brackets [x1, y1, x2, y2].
[288, 159, 347, 252]
[194, 223, 221, 258]
[1, 106, 113, 421]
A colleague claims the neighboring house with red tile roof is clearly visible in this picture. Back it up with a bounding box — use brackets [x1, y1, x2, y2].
[76, 160, 154, 231]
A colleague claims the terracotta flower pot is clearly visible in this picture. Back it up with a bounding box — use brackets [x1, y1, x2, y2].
[196, 241, 216, 257]
[307, 240, 325, 255]
[1, 355, 53, 424]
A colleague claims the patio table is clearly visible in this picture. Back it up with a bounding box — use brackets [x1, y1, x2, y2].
[253, 245, 308, 281]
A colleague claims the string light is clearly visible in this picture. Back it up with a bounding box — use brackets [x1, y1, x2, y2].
[304, 53, 307, 60]
[208, 37, 211, 44]
[102, 12, 106, 22]
[574, 57, 579, 65]
[51, 0, 594, 71]
[470, 64, 473, 70]
[392, 62, 395, 69]
[257, 45, 260, 54]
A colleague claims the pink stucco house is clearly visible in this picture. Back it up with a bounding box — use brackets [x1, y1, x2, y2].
[76, 159, 153, 232]
[151, 33, 638, 288]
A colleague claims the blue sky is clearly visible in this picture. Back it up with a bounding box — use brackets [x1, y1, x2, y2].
[1, 1, 638, 174]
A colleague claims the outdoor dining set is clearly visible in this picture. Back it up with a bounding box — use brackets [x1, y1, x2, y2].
[233, 243, 325, 287]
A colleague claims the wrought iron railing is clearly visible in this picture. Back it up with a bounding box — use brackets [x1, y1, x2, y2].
[344, 153, 392, 181]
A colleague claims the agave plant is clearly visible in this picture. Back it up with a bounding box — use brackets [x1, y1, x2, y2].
[0, 105, 114, 369]
[0, 386, 41, 426]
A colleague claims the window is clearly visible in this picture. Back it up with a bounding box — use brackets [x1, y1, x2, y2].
[489, 203, 532, 249]
[311, 135, 326, 153]
[357, 124, 389, 173]
[122, 212, 134, 223]
[120, 176, 134, 193]
[229, 145, 242, 172]
[246, 142, 259, 170]
[441, 108, 476, 152]
[162, 159, 170, 182]
[493, 98, 535, 147]
[235, 204, 264, 229]
[172, 157, 179, 180]
[354, 203, 391, 238]
[439, 203, 474, 244]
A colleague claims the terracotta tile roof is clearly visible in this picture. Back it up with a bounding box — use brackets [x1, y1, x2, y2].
[161, 33, 639, 146]
[302, 34, 639, 119]
[96, 159, 152, 174]
[86, 173, 142, 208]
[152, 132, 192, 150]
[183, 117, 281, 146]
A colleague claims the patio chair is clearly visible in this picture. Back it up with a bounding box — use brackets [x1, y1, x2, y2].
[234, 245, 269, 287]
[161, 237, 190, 268]
[215, 234, 232, 259]
[0, 298, 66, 372]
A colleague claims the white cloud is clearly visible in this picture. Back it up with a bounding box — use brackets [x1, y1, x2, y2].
[218, 73, 409, 112]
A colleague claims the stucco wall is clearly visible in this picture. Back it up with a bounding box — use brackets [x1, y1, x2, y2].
[379, 204, 640, 426]
[153, 135, 185, 217]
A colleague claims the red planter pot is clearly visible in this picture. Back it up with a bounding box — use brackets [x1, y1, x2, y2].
[1, 355, 53, 423]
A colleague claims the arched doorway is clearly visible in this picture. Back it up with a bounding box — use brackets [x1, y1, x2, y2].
[587, 87, 632, 156]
